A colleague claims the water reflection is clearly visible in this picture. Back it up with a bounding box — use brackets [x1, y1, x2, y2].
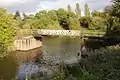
[0, 37, 83, 80]
[15, 47, 43, 79]
[17, 62, 40, 80]
[15, 47, 43, 63]
[43, 37, 82, 64]
[0, 55, 17, 80]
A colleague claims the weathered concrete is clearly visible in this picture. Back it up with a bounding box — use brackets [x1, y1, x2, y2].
[14, 36, 42, 51]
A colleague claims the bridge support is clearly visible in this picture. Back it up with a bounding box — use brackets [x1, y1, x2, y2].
[14, 36, 42, 51]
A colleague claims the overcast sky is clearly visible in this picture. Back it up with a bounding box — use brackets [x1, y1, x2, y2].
[0, 0, 111, 15]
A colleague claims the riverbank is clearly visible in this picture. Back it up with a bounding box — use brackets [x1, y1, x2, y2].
[53, 45, 120, 80]
[12, 44, 120, 80]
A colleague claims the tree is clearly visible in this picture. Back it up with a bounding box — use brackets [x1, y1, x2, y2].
[112, 0, 120, 18]
[91, 17, 106, 30]
[84, 3, 90, 17]
[57, 8, 70, 30]
[69, 17, 81, 30]
[48, 10, 58, 21]
[105, 0, 120, 37]
[14, 10, 21, 19]
[22, 13, 27, 20]
[91, 10, 100, 17]
[0, 8, 15, 57]
[79, 17, 92, 29]
[75, 3, 81, 18]
[0, 11, 15, 47]
[67, 4, 72, 12]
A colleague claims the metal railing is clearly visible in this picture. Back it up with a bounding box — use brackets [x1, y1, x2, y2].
[18, 29, 105, 37]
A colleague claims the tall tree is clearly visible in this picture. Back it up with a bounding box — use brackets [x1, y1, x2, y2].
[105, 0, 120, 37]
[14, 10, 21, 19]
[67, 4, 72, 12]
[0, 8, 15, 49]
[22, 13, 27, 19]
[84, 3, 90, 17]
[75, 3, 81, 18]
[111, 0, 120, 18]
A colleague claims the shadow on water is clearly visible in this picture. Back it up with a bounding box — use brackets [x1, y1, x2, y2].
[0, 47, 43, 80]
[15, 47, 43, 63]
[84, 36, 120, 49]
[0, 54, 17, 80]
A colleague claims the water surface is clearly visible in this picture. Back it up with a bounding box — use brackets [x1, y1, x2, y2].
[0, 37, 82, 80]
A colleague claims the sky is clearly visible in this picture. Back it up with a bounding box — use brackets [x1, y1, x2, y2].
[0, 0, 111, 15]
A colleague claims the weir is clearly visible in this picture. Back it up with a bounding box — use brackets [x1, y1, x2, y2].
[14, 36, 42, 51]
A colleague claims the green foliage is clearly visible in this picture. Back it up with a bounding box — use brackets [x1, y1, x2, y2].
[0, 8, 15, 57]
[90, 16, 106, 31]
[34, 10, 61, 29]
[91, 10, 101, 17]
[106, 17, 120, 37]
[0, 41, 8, 58]
[105, 0, 120, 37]
[7, 3, 108, 31]
[79, 16, 92, 29]
[57, 45, 120, 80]
[80, 16, 106, 31]
[112, 0, 120, 18]
[0, 10, 15, 47]
[69, 17, 80, 30]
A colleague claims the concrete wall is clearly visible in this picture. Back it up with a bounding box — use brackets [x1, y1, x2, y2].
[14, 36, 42, 51]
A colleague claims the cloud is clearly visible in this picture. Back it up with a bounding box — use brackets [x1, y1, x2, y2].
[0, 0, 111, 14]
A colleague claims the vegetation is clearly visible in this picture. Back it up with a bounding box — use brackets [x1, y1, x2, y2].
[104, 0, 120, 37]
[0, 8, 15, 58]
[52, 45, 120, 80]
[13, 45, 120, 80]
[0, 0, 120, 79]
[1, 2, 107, 31]
[0, 0, 119, 38]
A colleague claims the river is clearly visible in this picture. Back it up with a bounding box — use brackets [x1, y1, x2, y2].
[0, 37, 83, 80]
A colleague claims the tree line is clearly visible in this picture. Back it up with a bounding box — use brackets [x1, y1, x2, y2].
[12, 2, 106, 31]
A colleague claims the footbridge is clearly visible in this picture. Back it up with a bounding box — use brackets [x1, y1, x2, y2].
[14, 29, 105, 51]
[19, 29, 105, 37]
